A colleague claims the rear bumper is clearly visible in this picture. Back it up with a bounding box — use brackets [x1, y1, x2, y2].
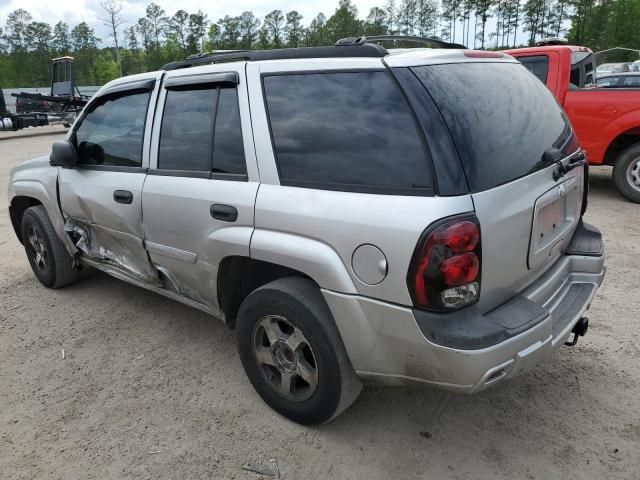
[323, 223, 605, 392]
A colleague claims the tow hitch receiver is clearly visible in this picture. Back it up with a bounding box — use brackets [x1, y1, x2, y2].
[565, 317, 589, 346]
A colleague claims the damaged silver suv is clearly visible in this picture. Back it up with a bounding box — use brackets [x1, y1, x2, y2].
[8, 38, 606, 425]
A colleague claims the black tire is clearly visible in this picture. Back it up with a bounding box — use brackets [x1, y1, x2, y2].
[612, 143, 640, 203]
[21, 205, 79, 288]
[235, 277, 362, 425]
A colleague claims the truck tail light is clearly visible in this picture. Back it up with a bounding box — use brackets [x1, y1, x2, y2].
[408, 215, 481, 311]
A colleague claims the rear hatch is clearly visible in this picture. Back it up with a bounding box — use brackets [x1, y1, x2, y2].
[411, 61, 584, 312]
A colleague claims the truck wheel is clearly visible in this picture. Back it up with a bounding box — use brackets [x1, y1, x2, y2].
[235, 277, 362, 425]
[21, 205, 79, 288]
[613, 143, 640, 203]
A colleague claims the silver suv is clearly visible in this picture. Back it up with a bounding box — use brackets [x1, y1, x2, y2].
[8, 39, 606, 425]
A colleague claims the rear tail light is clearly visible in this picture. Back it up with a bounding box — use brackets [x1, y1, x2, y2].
[408, 215, 481, 311]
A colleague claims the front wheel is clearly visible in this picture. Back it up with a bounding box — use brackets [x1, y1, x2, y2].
[21, 205, 79, 288]
[613, 144, 640, 203]
[235, 277, 361, 425]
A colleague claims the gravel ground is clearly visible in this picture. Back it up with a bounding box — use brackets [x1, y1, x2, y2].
[1, 127, 639, 480]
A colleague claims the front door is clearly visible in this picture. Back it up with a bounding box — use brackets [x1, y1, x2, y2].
[141, 65, 259, 312]
[59, 77, 161, 284]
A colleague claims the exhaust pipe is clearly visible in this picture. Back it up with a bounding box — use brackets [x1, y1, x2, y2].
[565, 317, 589, 346]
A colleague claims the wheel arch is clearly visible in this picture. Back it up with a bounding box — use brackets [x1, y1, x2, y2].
[217, 256, 316, 327]
[603, 126, 640, 166]
[9, 196, 43, 244]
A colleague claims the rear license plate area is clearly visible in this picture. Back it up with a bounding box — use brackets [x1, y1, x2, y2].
[537, 197, 567, 241]
[529, 177, 581, 270]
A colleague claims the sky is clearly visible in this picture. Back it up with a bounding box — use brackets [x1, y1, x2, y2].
[0, 0, 531, 48]
[0, 0, 383, 41]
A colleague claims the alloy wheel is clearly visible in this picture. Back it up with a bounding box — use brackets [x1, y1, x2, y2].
[252, 315, 319, 402]
[627, 156, 640, 192]
[26, 225, 48, 272]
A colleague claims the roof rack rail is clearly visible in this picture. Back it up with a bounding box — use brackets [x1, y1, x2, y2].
[360, 35, 468, 49]
[161, 43, 388, 71]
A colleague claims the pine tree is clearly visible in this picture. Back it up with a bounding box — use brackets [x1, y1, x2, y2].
[263, 10, 285, 48]
[364, 7, 388, 35]
[325, 0, 362, 40]
[285, 11, 304, 47]
[239, 11, 260, 49]
[52, 21, 71, 55]
[169, 10, 190, 53]
[187, 11, 208, 54]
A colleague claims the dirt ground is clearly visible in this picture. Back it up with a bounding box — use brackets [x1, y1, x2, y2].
[1, 127, 639, 480]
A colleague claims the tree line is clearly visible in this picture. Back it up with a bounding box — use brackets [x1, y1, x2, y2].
[1, 0, 638, 88]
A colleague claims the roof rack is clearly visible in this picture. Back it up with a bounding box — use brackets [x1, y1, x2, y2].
[161, 34, 467, 71]
[161, 43, 388, 70]
[337, 35, 468, 50]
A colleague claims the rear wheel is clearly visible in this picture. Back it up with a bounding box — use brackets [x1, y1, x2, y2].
[613, 143, 640, 203]
[235, 277, 361, 425]
[21, 205, 79, 288]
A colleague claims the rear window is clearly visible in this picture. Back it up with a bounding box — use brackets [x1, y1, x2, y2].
[412, 63, 575, 192]
[518, 55, 549, 83]
[263, 71, 433, 195]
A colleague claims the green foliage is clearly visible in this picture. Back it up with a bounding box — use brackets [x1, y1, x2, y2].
[325, 0, 362, 39]
[0, 0, 637, 88]
[264, 10, 285, 48]
[568, 0, 640, 53]
[285, 11, 304, 47]
[94, 51, 119, 84]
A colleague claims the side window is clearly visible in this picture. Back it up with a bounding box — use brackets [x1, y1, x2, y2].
[213, 88, 246, 175]
[158, 85, 246, 176]
[569, 67, 581, 88]
[74, 89, 150, 167]
[159, 86, 217, 171]
[623, 76, 640, 87]
[263, 71, 432, 194]
[570, 52, 595, 88]
[518, 56, 549, 83]
[598, 78, 616, 87]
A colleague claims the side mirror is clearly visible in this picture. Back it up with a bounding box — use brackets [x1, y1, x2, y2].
[50, 140, 78, 168]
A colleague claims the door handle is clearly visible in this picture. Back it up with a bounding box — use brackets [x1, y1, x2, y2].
[210, 204, 238, 222]
[114, 190, 133, 204]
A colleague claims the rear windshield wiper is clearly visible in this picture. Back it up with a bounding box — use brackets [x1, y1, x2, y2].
[553, 151, 586, 181]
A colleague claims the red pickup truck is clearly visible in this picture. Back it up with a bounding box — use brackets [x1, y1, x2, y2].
[504, 44, 640, 203]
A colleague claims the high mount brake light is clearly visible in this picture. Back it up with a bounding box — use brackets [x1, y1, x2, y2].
[408, 215, 482, 311]
[464, 51, 504, 58]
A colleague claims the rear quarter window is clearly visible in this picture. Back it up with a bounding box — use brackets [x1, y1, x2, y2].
[263, 71, 433, 195]
[412, 62, 575, 192]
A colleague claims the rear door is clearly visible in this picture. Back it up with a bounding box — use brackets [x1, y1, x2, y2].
[141, 64, 259, 311]
[412, 61, 584, 312]
[59, 76, 161, 283]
